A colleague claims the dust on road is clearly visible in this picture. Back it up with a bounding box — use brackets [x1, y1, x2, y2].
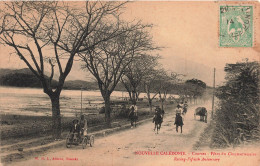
[13, 103, 212, 166]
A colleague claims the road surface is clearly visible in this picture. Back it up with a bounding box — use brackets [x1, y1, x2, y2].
[11, 102, 216, 166]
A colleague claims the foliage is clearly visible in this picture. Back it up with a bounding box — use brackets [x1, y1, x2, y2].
[143, 68, 180, 111]
[79, 21, 156, 125]
[185, 79, 207, 99]
[212, 61, 260, 148]
[121, 54, 160, 104]
[0, 1, 128, 138]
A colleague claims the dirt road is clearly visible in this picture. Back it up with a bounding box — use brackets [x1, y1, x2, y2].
[9, 103, 215, 166]
[9, 101, 260, 166]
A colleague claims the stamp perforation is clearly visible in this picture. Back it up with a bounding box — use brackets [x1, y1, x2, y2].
[218, 4, 255, 48]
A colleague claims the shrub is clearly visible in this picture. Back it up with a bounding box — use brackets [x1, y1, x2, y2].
[212, 61, 260, 148]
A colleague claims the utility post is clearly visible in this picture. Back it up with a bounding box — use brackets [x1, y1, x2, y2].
[211, 68, 216, 119]
[81, 87, 83, 116]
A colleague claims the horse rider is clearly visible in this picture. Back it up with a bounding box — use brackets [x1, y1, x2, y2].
[129, 104, 138, 128]
[174, 104, 184, 133]
[183, 101, 188, 114]
[179, 101, 184, 109]
[175, 104, 182, 115]
[153, 106, 163, 123]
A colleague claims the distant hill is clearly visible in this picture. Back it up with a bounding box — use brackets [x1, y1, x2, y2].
[0, 68, 58, 88]
[0, 68, 126, 91]
[63, 80, 99, 90]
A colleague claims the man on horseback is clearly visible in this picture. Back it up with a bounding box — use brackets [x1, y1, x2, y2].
[175, 104, 182, 115]
[153, 106, 163, 123]
[153, 106, 163, 132]
[129, 104, 138, 128]
[174, 104, 184, 133]
[182, 101, 188, 115]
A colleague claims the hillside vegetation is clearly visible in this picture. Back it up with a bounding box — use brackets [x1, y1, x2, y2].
[212, 61, 260, 148]
[0, 68, 97, 90]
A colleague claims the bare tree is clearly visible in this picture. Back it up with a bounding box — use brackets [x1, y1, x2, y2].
[143, 68, 180, 112]
[156, 71, 179, 111]
[79, 23, 154, 126]
[143, 69, 161, 112]
[121, 54, 160, 104]
[0, 1, 126, 139]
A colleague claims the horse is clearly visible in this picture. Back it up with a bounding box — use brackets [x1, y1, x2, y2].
[194, 107, 207, 123]
[129, 110, 138, 128]
[174, 114, 184, 133]
[153, 114, 162, 134]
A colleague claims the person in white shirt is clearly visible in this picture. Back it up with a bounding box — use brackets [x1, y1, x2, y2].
[175, 104, 182, 115]
[174, 104, 184, 133]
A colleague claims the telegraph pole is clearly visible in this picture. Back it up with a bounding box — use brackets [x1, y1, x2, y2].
[81, 87, 83, 116]
[211, 68, 216, 119]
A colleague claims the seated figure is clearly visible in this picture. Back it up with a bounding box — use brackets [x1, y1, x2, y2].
[79, 115, 88, 137]
[70, 119, 80, 140]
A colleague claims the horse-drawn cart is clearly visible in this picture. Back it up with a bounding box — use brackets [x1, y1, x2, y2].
[194, 107, 207, 123]
[66, 133, 94, 149]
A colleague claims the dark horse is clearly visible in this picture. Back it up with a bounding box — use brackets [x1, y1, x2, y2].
[129, 110, 138, 128]
[194, 107, 207, 123]
[174, 114, 184, 133]
[153, 114, 162, 134]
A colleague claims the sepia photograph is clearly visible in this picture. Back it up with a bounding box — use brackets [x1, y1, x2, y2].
[0, 1, 259, 166]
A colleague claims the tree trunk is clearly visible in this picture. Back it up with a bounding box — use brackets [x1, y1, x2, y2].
[131, 90, 136, 105]
[50, 94, 61, 139]
[128, 91, 132, 102]
[148, 99, 153, 113]
[136, 92, 140, 101]
[159, 92, 164, 110]
[161, 100, 164, 111]
[104, 95, 111, 127]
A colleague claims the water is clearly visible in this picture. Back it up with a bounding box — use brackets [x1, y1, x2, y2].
[0, 86, 151, 117]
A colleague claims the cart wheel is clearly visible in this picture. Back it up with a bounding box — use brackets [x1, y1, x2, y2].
[89, 135, 94, 147]
[82, 137, 87, 149]
[66, 134, 71, 148]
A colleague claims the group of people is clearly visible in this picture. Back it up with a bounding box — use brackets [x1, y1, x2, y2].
[69, 101, 188, 136]
[70, 114, 88, 140]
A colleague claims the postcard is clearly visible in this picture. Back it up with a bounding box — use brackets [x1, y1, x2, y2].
[0, 1, 259, 166]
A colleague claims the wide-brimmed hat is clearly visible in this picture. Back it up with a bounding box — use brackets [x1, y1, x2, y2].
[177, 104, 181, 108]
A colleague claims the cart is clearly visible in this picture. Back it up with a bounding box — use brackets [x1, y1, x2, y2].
[66, 132, 94, 149]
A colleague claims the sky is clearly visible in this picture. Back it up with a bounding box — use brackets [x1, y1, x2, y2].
[0, 1, 259, 86]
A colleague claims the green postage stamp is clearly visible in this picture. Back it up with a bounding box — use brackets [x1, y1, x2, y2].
[219, 5, 253, 47]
